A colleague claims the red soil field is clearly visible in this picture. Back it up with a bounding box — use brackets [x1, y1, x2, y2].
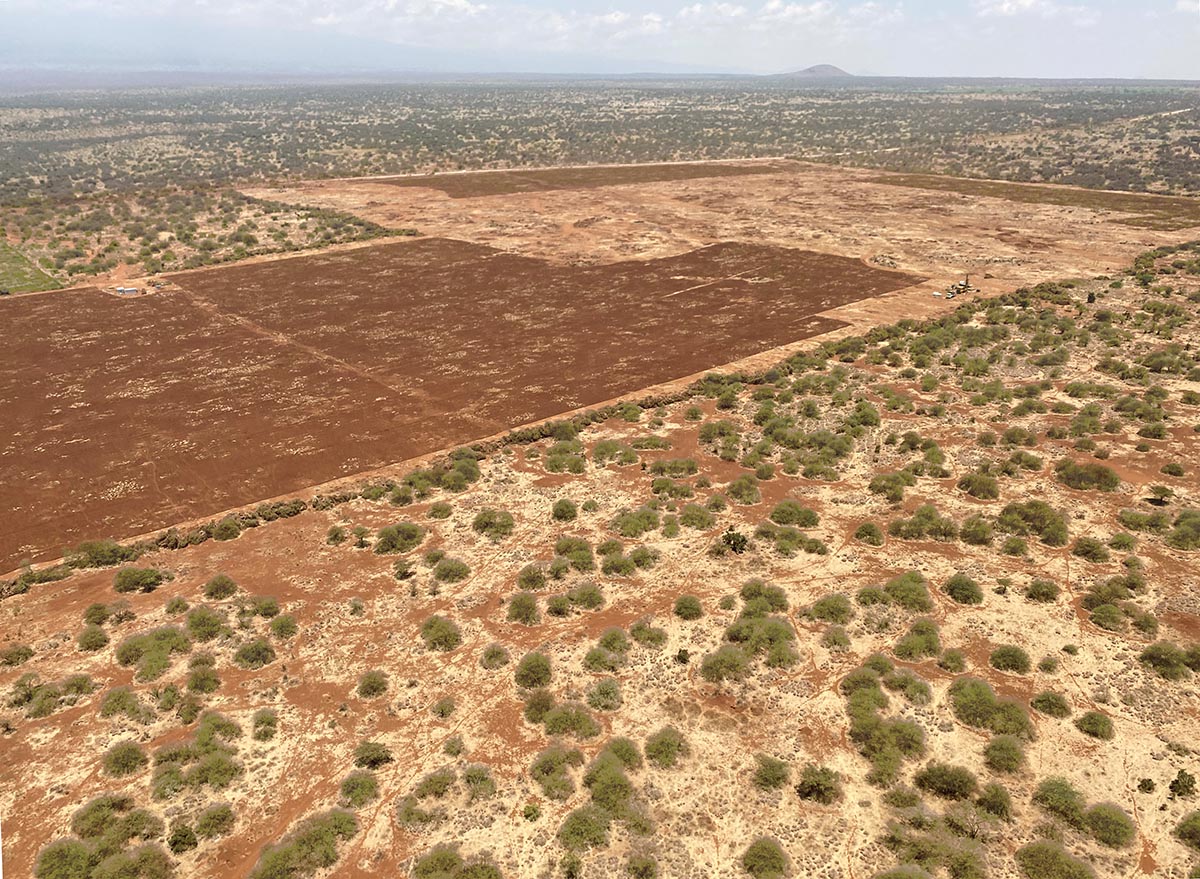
[0, 238, 920, 570]
[374, 160, 794, 198]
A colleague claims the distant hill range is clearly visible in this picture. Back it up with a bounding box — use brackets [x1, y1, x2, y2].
[770, 64, 854, 79]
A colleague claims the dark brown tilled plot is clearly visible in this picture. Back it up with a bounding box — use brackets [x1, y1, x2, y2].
[375, 160, 795, 198]
[0, 238, 920, 569]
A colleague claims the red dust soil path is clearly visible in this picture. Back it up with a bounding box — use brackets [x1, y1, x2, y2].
[0, 237, 921, 570]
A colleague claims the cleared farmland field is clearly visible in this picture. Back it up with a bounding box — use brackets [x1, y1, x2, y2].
[0, 238, 920, 570]
[374, 160, 793, 198]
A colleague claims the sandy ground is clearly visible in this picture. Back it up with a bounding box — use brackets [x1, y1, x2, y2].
[246, 160, 1198, 294]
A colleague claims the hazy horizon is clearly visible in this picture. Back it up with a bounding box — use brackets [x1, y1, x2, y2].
[2, 0, 1198, 80]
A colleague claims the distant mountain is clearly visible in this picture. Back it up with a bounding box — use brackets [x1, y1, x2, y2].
[772, 64, 854, 78]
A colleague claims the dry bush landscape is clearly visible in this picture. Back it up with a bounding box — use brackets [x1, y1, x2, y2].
[3, 81, 1200, 879]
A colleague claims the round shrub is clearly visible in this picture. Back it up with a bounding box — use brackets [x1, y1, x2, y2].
[1015, 840, 1096, 879]
[673, 595, 703, 621]
[353, 741, 393, 769]
[421, 615, 462, 651]
[944, 573, 983, 605]
[914, 762, 977, 800]
[1031, 690, 1071, 717]
[78, 624, 110, 652]
[989, 645, 1031, 674]
[1177, 811, 1200, 851]
[270, 614, 298, 639]
[645, 726, 689, 768]
[103, 740, 148, 777]
[480, 643, 510, 669]
[752, 755, 789, 791]
[515, 651, 551, 688]
[1084, 802, 1135, 847]
[204, 574, 238, 600]
[357, 670, 388, 698]
[741, 837, 788, 879]
[507, 592, 540, 626]
[809, 593, 853, 624]
[552, 499, 578, 522]
[1075, 711, 1114, 740]
[854, 522, 884, 546]
[794, 764, 841, 804]
[1026, 579, 1060, 602]
[472, 508, 514, 539]
[433, 558, 470, 583]
[984, 735, 1024, 773]
[340, 770, 379, 808]
[234, 638, 275, 669]
[585, 677, 622, 712]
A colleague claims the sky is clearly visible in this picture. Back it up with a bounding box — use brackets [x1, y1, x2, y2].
[1, 0, 1198, 78]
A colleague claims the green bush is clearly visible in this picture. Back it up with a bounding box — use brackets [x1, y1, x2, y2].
[752, 754, 789, 790]
[1139, 641, 1193, 680]
[472, 508, 514, 539]
[270, 614, 298, 639]
[480, 643, 509, 669]
[66, 538, 139, 569]
[1177, 811, 1200, 850]
[645, 726, 689, 768]
[103, 740, 148, 777]
[741, 837, 788, 879]
[977, 782, 1013, 819]
[340, 770, 379, 808]
[187, 606, 225, 642]
[984, 735, 1024, 773]
[248, 809, 357, 879]
[1015, 841, 1096, 879]
[357, 670, 388, 698]
[883, 571, 933, 612]
[78, 624, 110, 652]
[353, 741, 393, 769]
[234, 638, 275, 669]
[944, 573, 982, 605]
[1031, 691, 1071, 717]
[1033, 776, 1086, 827]
[374, 521, 425, 553]
[1075, 711, 1114, 740]
[701, 645, 750, 683]
[894, 619, 940, 660]
[809, 593, 853, 624]
[507, 591, 540, 626]
[168, 823, 198, 854]
[855, 522, 884, 546]
[433, 558, 471, 583]
[113, 567, 169, 594]
[989, 645, 1031, 674]
[949, 678, 1032, 738]
[674, 595, 703, 620]
[558, 805, 611, 850]
[1084, 802, 1135, 847]
[515, 651, 551, 688]
[913, 762, 977, 800]
[1055, 459, 1119, 492]
[1071, 536, 1110, 563]
[769, 500, 818, 527]
[421, 615, 462, 651]
[204, 574, 238, 599]
[552, 499, 578, 522]
[34, 839, 91, 879]
[1026, 579, 1060, 602]
[586, 677, 622, 711]
[795, 764, 841, 804]
[195, 803, 235, 838]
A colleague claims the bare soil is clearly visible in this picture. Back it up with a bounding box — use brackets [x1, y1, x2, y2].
[0, 238, 918, 571]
